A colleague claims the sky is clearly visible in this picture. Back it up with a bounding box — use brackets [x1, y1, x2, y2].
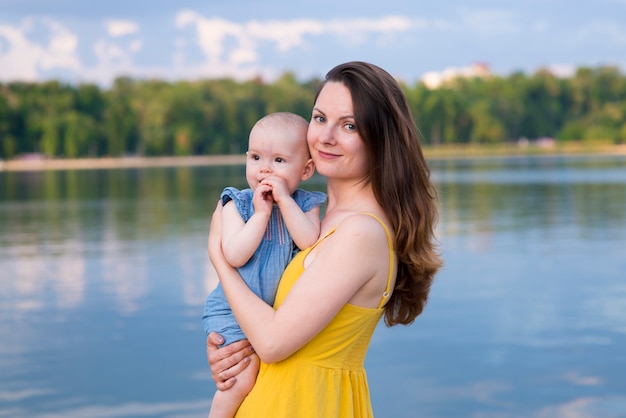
[1, 0, 625, 87]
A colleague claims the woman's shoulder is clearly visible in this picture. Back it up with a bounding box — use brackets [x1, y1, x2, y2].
[319, 211, 395, 308]
[328, 211, 393, 247]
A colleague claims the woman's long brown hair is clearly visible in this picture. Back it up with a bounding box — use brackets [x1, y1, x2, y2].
[318, 61, 443, 326]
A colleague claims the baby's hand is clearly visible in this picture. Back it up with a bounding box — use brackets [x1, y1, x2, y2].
[252, 183, 274, 216]
[260, 176, 291, 204]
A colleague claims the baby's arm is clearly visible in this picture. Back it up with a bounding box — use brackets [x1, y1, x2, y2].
[261, 176, 321, 249]
[277, 200, 321, 250]
[221, 196, 271, 267]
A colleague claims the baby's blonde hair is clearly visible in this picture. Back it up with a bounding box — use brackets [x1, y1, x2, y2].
[252, 112, 310, 157]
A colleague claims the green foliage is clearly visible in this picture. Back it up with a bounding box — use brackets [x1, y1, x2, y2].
[1, 65, 625, 159]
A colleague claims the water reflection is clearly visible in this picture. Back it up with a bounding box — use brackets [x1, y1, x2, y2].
[0, 398, 212, 418]
[1, 156, 625, 417]
[435, 155, 626, 239]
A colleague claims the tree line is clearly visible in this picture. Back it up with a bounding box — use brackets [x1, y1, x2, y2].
[1, 66, 625, 160]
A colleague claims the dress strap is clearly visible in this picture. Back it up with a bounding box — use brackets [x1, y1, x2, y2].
[309, 227, 336, 251]
[359, 213, 395, 309]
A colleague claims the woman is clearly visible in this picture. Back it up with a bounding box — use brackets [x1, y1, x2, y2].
[206, 61, 442, 417]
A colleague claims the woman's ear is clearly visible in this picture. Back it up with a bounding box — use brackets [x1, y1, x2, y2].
[300, 158, 315, 181]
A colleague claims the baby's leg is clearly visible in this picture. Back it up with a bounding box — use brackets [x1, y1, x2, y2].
[208, 353, 260, 418]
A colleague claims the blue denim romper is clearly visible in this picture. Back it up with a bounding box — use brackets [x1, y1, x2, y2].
[202, 186, 327, 346]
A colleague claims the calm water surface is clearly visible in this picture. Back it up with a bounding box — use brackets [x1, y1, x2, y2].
[1, 155, 625, 418]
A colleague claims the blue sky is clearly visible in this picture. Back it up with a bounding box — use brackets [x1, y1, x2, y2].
[1, 0, 625, 86]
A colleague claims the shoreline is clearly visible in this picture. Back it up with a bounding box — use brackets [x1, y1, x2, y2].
[0, 154, 247, 172]
[1, 144, 625, 172]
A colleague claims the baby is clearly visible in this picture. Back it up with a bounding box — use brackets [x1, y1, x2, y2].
[202, 112, 326, 418]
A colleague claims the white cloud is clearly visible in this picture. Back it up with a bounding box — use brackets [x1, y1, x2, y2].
[83, 38, 143, 85]
[40, 20, 81, 71]
[0, 23, 42, 81]
[176, 12, 241, 65]
[105, 19, 139, 37]
[229, 46, 257, 66]
[0, 18, 81, 82]
[77, 34, 144, 85]
[246, 19, 324, 51]
[174, 12, 422, 79]
[5, 7, 617, 87]
[94, 40, 131, 65]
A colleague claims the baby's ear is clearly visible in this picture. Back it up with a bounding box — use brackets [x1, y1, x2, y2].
[300, 158, 315, 181]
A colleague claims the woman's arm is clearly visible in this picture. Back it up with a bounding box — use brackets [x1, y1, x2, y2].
[209, 204, 391, 363]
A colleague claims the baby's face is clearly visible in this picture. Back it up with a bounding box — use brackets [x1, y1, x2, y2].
[245, 126, 311, 195]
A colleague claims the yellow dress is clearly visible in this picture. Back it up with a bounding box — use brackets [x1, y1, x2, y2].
[235, 214, 395, 417]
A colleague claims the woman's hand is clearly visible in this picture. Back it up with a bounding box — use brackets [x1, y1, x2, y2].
[207, 332, 254, 390]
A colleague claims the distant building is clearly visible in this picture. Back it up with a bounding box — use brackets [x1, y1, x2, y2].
[420, 62, 491, 89]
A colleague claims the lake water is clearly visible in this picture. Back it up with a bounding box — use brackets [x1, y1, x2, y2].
[1, 154, 625, 418]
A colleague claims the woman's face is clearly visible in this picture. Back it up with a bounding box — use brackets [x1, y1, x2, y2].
[307, 81, 369, 181]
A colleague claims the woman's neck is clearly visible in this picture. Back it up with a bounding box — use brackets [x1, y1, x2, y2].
[324, 178, 378, 216]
